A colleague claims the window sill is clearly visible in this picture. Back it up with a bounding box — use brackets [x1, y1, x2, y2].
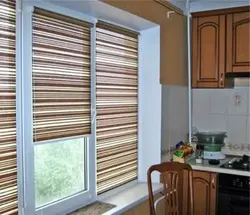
[100, 182, 163, 215]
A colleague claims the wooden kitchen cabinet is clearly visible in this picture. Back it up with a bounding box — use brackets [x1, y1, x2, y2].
[193, 171, 217, 215]
[192, 6, 249, 88]
[122, 201, 151, 215]
[226, 11, 250, 74]
[103, 0, 188, 86]
[192, 15, 226, 88]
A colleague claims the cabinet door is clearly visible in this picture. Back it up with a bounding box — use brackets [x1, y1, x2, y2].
[123, 209, 134, 215]
[192, 15, 226, 88]
[193, 171, 211, 215]
[226, 11, 250, 73]
[133, 200, 150, 215]
[122, 193, 165, 215]
[161, 13, 188, 86]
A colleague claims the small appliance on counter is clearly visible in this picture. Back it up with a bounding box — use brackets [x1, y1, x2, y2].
[192, 131, 227, 160]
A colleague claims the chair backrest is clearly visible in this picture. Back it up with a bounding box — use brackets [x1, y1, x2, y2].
[147, 162, 194, 215]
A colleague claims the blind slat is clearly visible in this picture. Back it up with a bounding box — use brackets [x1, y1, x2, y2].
[96, 22, 138, 194]
[0, 1, 17, 214]
[32, 8, 91, 143]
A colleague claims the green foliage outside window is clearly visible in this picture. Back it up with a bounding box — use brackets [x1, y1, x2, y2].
[34, 139, 86, 207]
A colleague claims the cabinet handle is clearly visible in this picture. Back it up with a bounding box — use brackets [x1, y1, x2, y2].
[220, 73, 224, 86]
[212, 177, 215, 189]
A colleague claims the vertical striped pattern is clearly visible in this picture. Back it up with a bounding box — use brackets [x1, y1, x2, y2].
[96, 22, 138, 194]
[0, 0, 18, 214]
[32, 8, 92, 143]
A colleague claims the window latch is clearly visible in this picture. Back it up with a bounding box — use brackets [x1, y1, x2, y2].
[91, 109, 97, 124]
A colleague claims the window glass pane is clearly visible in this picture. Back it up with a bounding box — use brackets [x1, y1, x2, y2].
[34, 138, 86, 207]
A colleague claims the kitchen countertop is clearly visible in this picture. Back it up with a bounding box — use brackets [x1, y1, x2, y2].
[186, 157, 250, 177]
[101, 182, 163, 215]
[67, 182, 163, 215]
[162, 154, 250, 177]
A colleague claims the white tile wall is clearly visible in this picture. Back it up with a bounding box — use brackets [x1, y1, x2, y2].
[228, 88, 248, 115]
[248, 91, 250, 116]
[247, 116, 250, 145]
[227, 115, 247, 144]
[210, 89, 229, 114]
[208, 114, 228, 131]
[192, 84, 250, 145]
[192, 89, 211, 115]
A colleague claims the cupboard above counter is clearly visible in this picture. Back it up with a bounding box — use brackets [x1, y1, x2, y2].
[192, 6, 250, 88]
[226, 10, 250, 74]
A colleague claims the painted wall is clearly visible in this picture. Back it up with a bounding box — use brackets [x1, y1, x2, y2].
[138, 26, 161, 182]
[161, 85, 189, 161]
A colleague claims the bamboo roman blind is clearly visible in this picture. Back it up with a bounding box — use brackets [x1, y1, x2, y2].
[96, 21, 138, 194]
[0, 0, 18, 214]
[32, 8, 92, 143]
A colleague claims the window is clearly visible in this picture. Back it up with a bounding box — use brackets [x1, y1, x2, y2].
[31, 7, 92, 209]
[10, 1, 142, 213]
[96, 21, 139, 194]
[20, 5, 95, 214]
[0, 0, 18, 214]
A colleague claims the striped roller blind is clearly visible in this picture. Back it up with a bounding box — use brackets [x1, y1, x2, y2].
[0, 0, 18, 214]
[96, 21, 139, 194]
[32, 8, 92, 143]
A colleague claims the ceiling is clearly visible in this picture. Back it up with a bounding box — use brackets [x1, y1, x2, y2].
[169, 0, 249, 13]
[189, 0, 249, 12]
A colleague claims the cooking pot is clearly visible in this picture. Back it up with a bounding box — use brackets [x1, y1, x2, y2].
[193, 131, 227, 145]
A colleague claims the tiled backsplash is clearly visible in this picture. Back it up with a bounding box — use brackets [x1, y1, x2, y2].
[192, 84, 250, 145]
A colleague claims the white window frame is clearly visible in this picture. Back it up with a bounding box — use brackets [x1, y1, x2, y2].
[16, 0, 162, 213]
[17, 1, 97, 214]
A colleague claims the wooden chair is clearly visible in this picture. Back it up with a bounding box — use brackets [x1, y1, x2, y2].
[147, 162, 194, 215]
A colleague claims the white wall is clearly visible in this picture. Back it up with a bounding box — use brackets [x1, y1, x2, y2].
[161, 85, 189, 161]
[138, 26, 161, 183]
